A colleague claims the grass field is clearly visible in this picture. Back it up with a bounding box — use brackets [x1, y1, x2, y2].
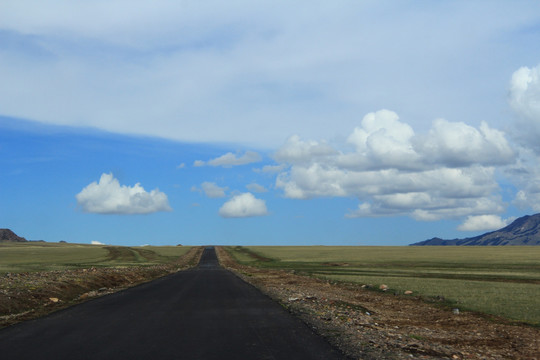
[227, 246, 540, 325]
[0, 242, 192, 273]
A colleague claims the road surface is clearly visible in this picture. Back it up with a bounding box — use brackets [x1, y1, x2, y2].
[0, 247, 346, 359]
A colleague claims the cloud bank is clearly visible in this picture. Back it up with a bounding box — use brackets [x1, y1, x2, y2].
[219, 193, 268, 218]
[274, 110, 515, 222]
[1, 2, 538, 146]
[76, 173, 172, 214]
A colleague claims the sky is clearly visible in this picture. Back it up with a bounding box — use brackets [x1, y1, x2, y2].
[1, 1, 540, 246]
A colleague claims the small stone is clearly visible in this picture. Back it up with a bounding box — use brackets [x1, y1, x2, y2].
[404, 290, 413, 295]
[379, 284, 388, 291]
[452, 308, 460, 315]
[288, 297, 300, 302]
[49, 297, 59, 303]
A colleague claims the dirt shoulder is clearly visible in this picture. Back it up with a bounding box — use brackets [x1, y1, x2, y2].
[0, 246, 203, 329]
[216, 247, 540, 360]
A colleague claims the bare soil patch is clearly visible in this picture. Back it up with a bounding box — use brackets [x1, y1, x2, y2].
[216, 247, 540, 360]
[0, 246, 203, 328]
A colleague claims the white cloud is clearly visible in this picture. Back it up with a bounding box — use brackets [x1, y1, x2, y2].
[274, 135, 337, 165]
[276, 110, 513, 221]
[347, 110, 418, 169]
[246, 183, 268, 193]
[91, 240, 104, 245]
[199, 182, 227, 198]
[1, 3, 538, 147]
[509, 64, 540, 153]
[254, 164, 288, 174]
[195, 151, 262, 168]
[218, 193, 268, 218]
[176, 163, 185, 169]
[510, 64, 540, 122]
[76, 173, 172, 214]
[415, 119, 515, 167]
[457, 215, 511, 231]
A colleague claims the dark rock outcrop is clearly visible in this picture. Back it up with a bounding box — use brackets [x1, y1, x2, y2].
[0, 229, 27, 242]
[411, 214, 540, 246]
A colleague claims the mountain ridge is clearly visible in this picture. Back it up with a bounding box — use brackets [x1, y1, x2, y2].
[411, 214, 540, 246]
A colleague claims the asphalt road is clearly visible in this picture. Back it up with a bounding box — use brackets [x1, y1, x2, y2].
[0, 247, 346, 359]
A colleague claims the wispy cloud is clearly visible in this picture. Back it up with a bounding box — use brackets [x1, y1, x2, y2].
[192, 181, 228, 198]
[246, 183, 268, 193]
[195, 151, 262, 168]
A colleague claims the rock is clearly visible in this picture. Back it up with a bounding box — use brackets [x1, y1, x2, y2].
[452, 308, 460, 315]
[49, 297, 59, 303]
[0, 229, 27, 242]
[288, 297, 300, 302]
[379, 284, 388, 291]
[404, 290, 413, 295]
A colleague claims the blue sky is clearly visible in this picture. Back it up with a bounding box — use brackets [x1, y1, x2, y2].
[1, 1, 540, 246]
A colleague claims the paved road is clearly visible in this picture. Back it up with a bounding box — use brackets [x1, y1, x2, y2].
[0, 247, 346, 359]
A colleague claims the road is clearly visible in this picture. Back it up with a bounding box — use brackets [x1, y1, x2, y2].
[0, 247, 346, 359]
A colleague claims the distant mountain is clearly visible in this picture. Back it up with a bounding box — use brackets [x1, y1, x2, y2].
[0, 229, 28, 242]
[411, 214, 540, 246]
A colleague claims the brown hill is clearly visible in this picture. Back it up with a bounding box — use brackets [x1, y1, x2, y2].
[411, 214, 540, 246]
[0, 229, 27, 242]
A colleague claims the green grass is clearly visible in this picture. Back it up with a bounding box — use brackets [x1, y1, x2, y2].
[227, 246, 540, 325]
[0, 242, 192, 273]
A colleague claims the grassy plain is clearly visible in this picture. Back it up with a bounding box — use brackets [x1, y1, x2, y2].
[227, 246, 540, 325]
[0, 242, 192, 273]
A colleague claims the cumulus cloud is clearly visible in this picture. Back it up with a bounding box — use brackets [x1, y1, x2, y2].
[76, 173, 172, 214]
[218, 193, 268, 218]
[457, 215, 511, 231]
[510, 65, 540, 122]
[275, 110, 514, 221]
[415, 119, 515, 167]
[509, 64, 540, 153]
[196, 181, 228, 198]
[91, 240, 104, 245]
[195, 151, 262, 168]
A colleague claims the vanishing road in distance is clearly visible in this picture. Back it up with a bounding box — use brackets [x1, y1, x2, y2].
[0, 247, 346, 359]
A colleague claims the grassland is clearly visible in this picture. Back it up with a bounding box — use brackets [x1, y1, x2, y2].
[227, 246, 540, 325]
[0, 242, 192, 273]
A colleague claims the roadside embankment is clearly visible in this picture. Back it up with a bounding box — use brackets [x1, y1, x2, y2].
[216, 246, 540, 360]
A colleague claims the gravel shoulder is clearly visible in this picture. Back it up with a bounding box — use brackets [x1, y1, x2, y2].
[0, 246, 203, 328]
[216, 247, 540, 359]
